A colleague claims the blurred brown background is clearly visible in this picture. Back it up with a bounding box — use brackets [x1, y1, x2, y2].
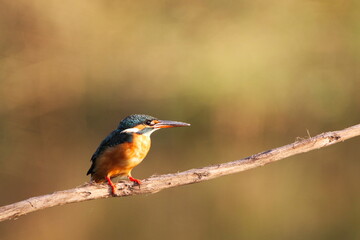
[1, 0, 360, 239]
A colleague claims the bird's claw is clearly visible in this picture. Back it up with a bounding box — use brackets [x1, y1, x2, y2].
[128, 176, 141, 185]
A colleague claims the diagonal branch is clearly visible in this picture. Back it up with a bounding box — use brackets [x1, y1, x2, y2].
[1, 124, 360, 222]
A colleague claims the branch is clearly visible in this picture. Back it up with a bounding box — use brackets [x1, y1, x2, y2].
[1, 124, 360, 222]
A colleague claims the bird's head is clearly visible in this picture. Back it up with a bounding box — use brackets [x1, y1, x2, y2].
[118, 114, 190, 136]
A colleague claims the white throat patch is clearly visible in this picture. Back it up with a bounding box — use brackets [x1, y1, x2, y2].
[121, 127, 159, 136]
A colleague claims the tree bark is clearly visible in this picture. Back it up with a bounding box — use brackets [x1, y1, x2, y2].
[1, 123, 359, 222]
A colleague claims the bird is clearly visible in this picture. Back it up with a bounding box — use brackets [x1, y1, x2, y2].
[87, 114, 190, 195]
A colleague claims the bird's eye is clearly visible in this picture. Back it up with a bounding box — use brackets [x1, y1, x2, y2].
[145, 120, 154, 126]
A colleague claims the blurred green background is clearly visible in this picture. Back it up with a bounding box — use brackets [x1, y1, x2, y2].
[1, 0, 360, 239]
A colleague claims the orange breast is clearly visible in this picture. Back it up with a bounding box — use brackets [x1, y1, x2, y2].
[92, 134, 151, 182]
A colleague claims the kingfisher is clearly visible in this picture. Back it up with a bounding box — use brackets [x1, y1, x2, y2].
[87, 114, 190, 195]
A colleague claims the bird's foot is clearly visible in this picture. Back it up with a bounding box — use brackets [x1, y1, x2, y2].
[128, 176, 141, 185]
[106, 176, 118, 196]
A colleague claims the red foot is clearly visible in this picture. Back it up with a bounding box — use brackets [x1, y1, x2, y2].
[128, 176, 141, 185]
[106, 176, 117, 195]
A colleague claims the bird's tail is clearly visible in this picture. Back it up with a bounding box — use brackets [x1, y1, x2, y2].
[86, 163, 95, 176]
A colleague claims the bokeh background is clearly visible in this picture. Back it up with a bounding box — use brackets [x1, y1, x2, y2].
[1, 0, 359, 239]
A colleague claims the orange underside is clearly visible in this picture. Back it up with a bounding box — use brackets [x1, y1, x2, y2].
[91, 134, 151, 183]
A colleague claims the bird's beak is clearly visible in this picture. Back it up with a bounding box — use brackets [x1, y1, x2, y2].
[153, 120, 191, 129]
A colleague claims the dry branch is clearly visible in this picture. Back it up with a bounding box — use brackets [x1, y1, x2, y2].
[1, 124, 360, 222]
